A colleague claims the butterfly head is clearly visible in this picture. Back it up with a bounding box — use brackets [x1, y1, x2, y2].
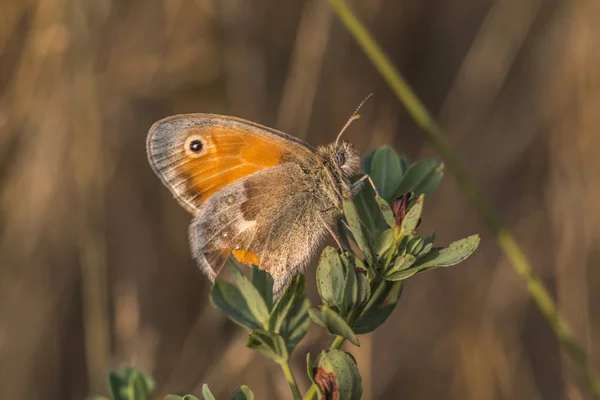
[319, 140, 361, 181]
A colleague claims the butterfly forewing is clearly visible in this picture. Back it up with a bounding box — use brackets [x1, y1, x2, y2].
[147, 113, 314, 214]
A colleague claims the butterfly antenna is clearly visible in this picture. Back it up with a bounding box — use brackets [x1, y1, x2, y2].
[335, 93, 374, 145]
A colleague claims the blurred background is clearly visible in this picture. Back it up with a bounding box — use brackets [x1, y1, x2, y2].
[1, 0, 599, 398]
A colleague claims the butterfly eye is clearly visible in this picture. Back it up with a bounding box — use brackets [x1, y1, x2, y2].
[333, 151, 346, 166]
[189, 139, 203, 153]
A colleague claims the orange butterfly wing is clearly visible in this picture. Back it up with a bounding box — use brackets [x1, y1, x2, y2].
[147, 113, 315, 214]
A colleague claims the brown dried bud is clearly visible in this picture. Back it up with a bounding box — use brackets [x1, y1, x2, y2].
[313, 350, 362, 400]
[392, 193, 412, 225]
[315, 366, 339, 400]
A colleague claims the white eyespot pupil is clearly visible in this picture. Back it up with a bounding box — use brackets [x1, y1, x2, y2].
[189, 139, 203, 153]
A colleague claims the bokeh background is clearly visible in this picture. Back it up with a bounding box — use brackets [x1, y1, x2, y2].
[1, 0, 599, 398]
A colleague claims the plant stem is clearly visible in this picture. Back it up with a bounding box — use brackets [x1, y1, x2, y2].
[303, 381, 318, 400]
[330, 335, 346, 350]
[280, 360, 302, 400]
[326, 0, 600, 398]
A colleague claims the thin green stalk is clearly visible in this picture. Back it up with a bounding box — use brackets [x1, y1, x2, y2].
[303, 381, 318, 400]
[327, 0, 600, 397]
[330, 335, 346, 349]
[280, 360, 302, 400]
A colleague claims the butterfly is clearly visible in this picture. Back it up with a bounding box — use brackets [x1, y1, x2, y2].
[146, 103, 369, 297]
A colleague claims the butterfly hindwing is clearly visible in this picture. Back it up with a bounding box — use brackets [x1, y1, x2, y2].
[188, 164, 335, 296]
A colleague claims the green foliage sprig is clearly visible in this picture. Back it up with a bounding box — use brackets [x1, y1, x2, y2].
[212, 147, 478, 400]
[326, 0, 600, 398]
[90, 146, 479, 400]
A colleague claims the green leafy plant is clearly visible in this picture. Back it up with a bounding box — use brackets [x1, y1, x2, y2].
[98, 146, 476, 400]
[211, 148, 478, 400]
[89, 147, 479, 400]
[88, 366, 155, 400]
[88, 146, 478, 400]
[89, 366, 252, 400]
[325, 0, 600, 398]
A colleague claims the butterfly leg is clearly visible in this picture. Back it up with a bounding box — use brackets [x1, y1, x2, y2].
[352, 174, 379, 197]
[318, 213, 345, 251]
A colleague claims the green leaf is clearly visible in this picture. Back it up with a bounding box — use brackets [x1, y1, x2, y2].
[394, 157, 443, 199]
[406, 236, 424, 255]
[168, 396, 199, 400]
[201, 384, 215, 400]
[396, 235, 409, 256]
[108, 371, 128, 400]
[308, 306, 359, 346]
[316, 247, 346, 308]
[396, 254, 417, 270]
[386, 235, 481, 281]
[252, 266, 273, 310]
[383, 268, 418, 281]
[269, 274, 304, 333]
[315, 350, 363, 400]
[340, 252, 370, 310]
[247, 330, 289, 362]
[109, 366, 155, 400]
[417, 233, 436, 259]
[210, 280, 262, 330]
[317, 248, 370, 317]
[130, 373, 154, 400]
[306, 353, 317, 385]
[386, 254, 416, 276]
[354, 178, 387, 235]
[341, 258, 357, 317]
[353, 281, 404, 334]
[413, 235, 480, 269]
[336, 217, 352, 249]
[226, 260, 270, 328]
[232, 385, 255, 400]
[374, 195, 396, 228]
[374, 228, 394, 261]
[401, 194, 424, 235]
[281, 297, 311, 353]
[418, 242, 433, 258]
[400, 157, 409, 174]
[268, 275, 310, 354]
[355, 149, 409, 235]
[351, 255, 371, 306]
[343, 199, 373, 265]
[413, 160, 444, 197]
[370, 146, 405, 202]
[128, 367, 154, 400]
[361, 150, 375, 174]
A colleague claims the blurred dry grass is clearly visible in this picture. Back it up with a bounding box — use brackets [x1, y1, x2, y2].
[0, 0, 599, 399]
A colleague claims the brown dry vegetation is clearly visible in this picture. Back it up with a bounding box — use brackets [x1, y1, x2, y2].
[1, 0, 599, 399]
